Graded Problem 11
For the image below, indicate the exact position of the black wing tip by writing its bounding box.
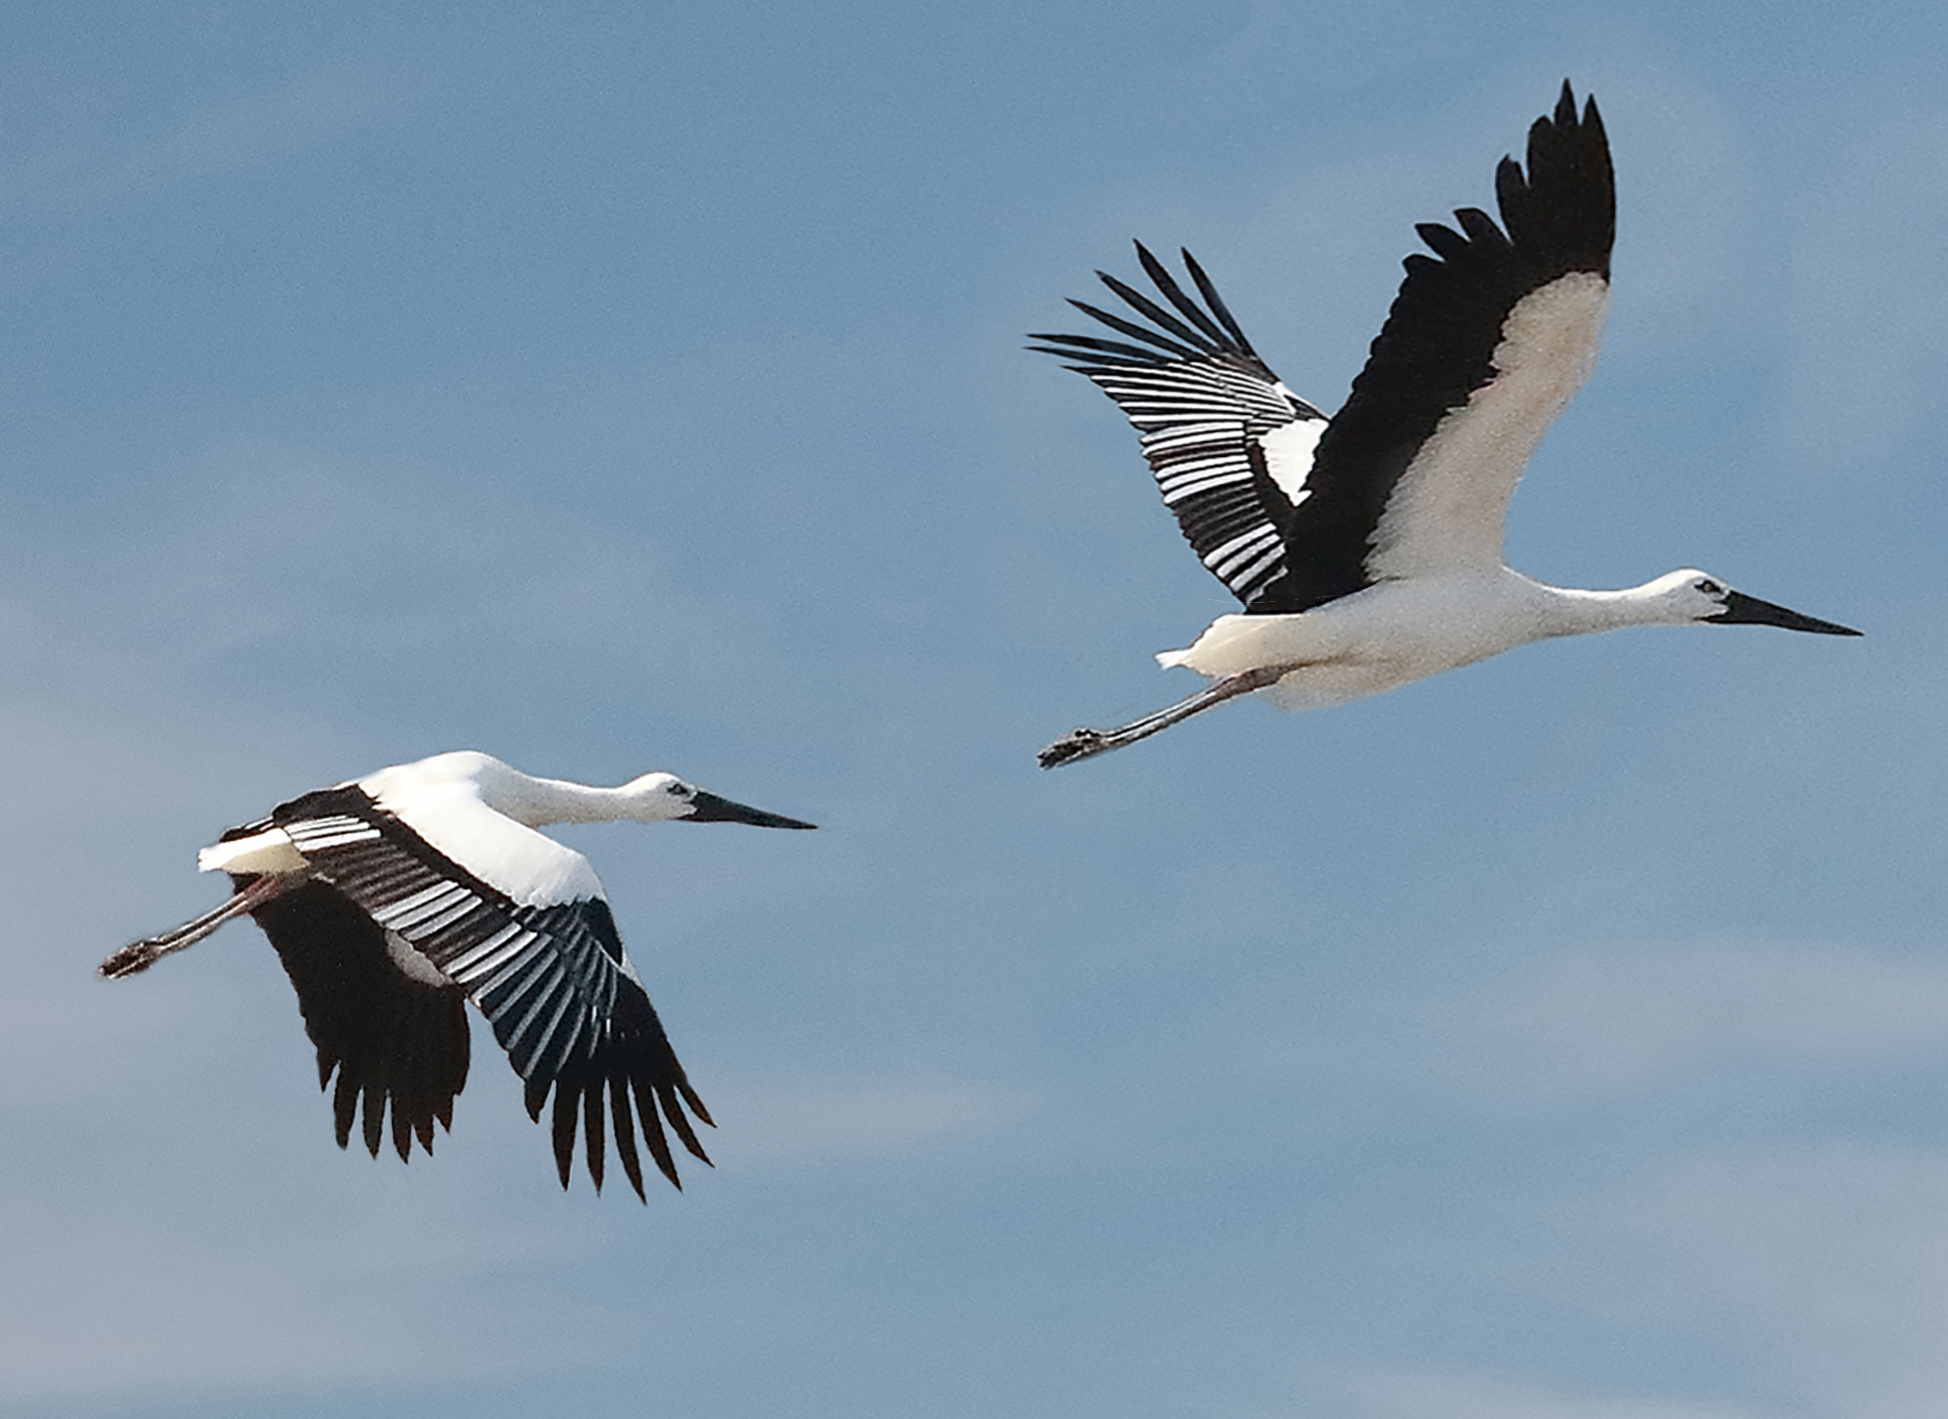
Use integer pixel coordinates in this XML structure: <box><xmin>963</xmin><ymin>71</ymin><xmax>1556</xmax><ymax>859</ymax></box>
<box><xmin>527</xmin><ymin>1066</ymin><xmax>711</xmax><ymax>1198</ymax></box>
<box><xmin>1553</xmin><ymin>78</ymin><xmax>1603</xmax><ymax>131</ymax></box>
<box><xmin>1582</xmin><ymin>93</ymin><xmax>1607</xmax><ymax>141</ymax></box>
<box><xmin>1030</xmin><ymin>245</ymin><xmax>1266</xmax><ymax>371</ymax></box>
<box><xmin>314</xmin><ymin>1056</ymin><xmax>449</xmax><ymax>1165</ymax></box>
<box><xmin>681</xmin><ymin>1081</ymin><xmax>717</xmax><ymax>1130</ymax></box>
<box><xmin>1023</xmin><ymin>344</ymin><xmax>1107</xmax><ymax>373</ymax></box>
<box><xmin>1535</xmin><ymin>82</ymin><xmax>1606</xmax><ymax>167</ymax></box>
<box><xmin>551</xmin><ymin>1085</ymin><xmax>578</xmax><ymax>1190</ymax></box>
<box><xmin>1026</xmin><ymin>331</ymin><xmax>1185</xmax><ymax>369</ymax></box>
<box><xmin>1469</xmin><ymin>79</ymin><xmax>1616</xmax><ymax>280</ymax></box>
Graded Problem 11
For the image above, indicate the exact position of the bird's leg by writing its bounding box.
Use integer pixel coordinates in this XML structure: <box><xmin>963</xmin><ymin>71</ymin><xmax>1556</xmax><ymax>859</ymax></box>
<box><xmin>1038</xmin><ymin>665</ymin><xmax>1287</xmax><ymax>768</ymax></box>
<box><xmin>98</xmin><ymin>874</ymin><xmax>288</xmax><ymax>979</ymax></box>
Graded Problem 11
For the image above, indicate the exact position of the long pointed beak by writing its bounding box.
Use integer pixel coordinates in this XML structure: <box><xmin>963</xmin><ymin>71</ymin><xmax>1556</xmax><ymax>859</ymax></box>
<box><xmin>1713</xmin><ymin>590</ymin><xmax>1861</xmax><ymax>636</ymax></box>
<box><xmin>684</xmin><ymin>791</ymin><xmax>817</xmax><ymax>829</ymax></box>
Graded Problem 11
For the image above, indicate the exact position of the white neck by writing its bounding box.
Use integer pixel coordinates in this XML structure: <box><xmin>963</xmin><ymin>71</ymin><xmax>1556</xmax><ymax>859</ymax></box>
<box><xmin>495</xmin><ymin>777</ymin><xmax>630</xmax><ymax>827</ymax></box>
<box><xmin>1527</xmin><ymin>571</ymin><xmax>1706</xmax><ymax>638</ymax></box>
<box><xmin>485</xmin><ymin>771</ymin><xmax>675</xmax><ymax>828</ymax></box>
<box><xmin>375</xmin><ymin>753</ymin><xmax>680</xmax><ymax>829</ymax></box>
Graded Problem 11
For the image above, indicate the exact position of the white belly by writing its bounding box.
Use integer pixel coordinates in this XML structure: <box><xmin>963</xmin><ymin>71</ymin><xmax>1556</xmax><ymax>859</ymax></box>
<box><xmin>1156</xmin><ymin>574</ymin><xmax>1550</xmax><ymax>710</ymax></box>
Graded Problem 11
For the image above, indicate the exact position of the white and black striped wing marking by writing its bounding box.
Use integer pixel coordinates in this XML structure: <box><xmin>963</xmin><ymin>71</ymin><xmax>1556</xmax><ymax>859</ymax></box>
<box><xmin>1300</xmin><ymin>82</ymin><xmax>1615</xmax><ymax>591</ymax></box>
<box><xmin>1030</xmin><ymin>243</ymin><xmax>1328</xmax><ymax>612</ymax></box>
<box><xmin>240</xmin><ymin>787</ymin><xmax>710</xmax><ymax>1198</ymax></box>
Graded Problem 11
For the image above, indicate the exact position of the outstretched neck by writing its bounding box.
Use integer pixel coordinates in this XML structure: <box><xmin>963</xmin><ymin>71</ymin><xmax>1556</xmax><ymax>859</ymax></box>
<box><xmin>507</xmin><ymin>778</ymin><xmax>638</xmax><ymax>826</ymax></box>
<box><xmin>474</xmin><ymin>765</ymin><xmax>652</xmax><ymax>828</ymax></box>
<box><xmin>1530</xmin><ymin>577</ymin><xmax>1697</xmax><ymax>638</ymax></box>
<box><xmin>363</xmin><ymin>753</ymin><xmax>680</xmax><ymax>830</ymax></box>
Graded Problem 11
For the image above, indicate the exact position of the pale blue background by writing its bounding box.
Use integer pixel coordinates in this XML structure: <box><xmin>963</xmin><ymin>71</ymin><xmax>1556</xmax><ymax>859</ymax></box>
<box><xmin>4</xmin><ymin>3</ymin><xmax>1944</xmax><ymax>1416</ymax></box>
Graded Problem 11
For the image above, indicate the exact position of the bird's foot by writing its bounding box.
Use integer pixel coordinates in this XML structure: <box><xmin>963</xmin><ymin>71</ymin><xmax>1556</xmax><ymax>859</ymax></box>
<box><xmin>1038</xmin><ymin>729</ymin><xmax>1110</xmax><ymax>769</ymax></box>
<box><xmin>98</xmin><ymin>939</ymin><xmax>164</xmax><ymax>979</ymax></box>
<box><xmin>98</xmin><ymin>875</ymin><xmax>289</xmax><ymax>980</ymax></box>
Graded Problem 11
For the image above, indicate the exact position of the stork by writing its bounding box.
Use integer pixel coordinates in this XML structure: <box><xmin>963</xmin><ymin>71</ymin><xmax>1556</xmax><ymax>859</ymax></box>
<box><xmin>1032</xmin><ymin>83</ymin><xmax>1857</xmax><ymax>769</ymax></box>
<box><xmin>100</xmin><ymin>750</ymin><xmax>814</xmax><ymax>1199</ymax></box>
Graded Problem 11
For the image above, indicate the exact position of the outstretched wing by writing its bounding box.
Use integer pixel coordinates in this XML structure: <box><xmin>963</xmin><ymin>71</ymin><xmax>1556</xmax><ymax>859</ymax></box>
<box><xmin>1035</xmin><ymin>83</ymin><xmax>1615</xmax><ymax>614</ymax></box>
<box><xmin>1299</xmin><ymin>81</ymin><xmax>1615</xmax><ymax>590</ymax></box>
<box><xmin>246</xmin><ymin>878</ymin><xmax>472</xmax><ymax>1163</ymax></box>
<box><xmin>1031</xmin><ymin>243</ymin><xmax>1328</xmax><ymax>612</ymax></box>
<box><xmin>260</xmin><ymin>786</ymin><xmax>711</xmax><ymax>1198</ymax></box>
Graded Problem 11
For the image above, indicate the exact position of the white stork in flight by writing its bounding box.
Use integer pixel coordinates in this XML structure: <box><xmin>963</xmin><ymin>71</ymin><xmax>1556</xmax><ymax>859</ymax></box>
<box><xmin>1033</xmin><ymin>83</ymin><xmax>1858</xmax><ymax>769</ymax></box>
<box><xmin>101</xmin><ymin>751</ymin><xmax>814</xmax><ymax>1199</ymax></box>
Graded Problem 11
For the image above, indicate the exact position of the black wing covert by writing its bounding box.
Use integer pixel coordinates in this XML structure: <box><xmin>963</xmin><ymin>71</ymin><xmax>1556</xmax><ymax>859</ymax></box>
<box><xmin>1031</xmin><ymin>243</ymin><xmax>1327</xmax><ymax>612</ymax></box>
<box><xmin>244</xmin><ymin>786</ymin><xmax>712</xmax><ymax>1198</ymax></box>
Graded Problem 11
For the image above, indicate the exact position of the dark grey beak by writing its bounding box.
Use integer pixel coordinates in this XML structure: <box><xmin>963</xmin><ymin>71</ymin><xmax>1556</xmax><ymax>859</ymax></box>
<box><xmin>1712</xmin><ymin>590</ymin><xmax>1861</xmax><ymax>636</ymax></box>
<box><xmin>685</xmin><ymin>791</ymin><xmax>817</xmax><ymax>829</ymax></box>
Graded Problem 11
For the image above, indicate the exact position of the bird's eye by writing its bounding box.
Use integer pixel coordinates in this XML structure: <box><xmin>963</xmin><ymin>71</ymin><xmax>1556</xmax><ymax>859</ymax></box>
<box><xmin>1695</xmin><ymin>579</ymin><xmax>1724</xmax><ymax>596</ymax></box>
<box><xmin>670</xmin><ymin>783</ymin><xmax>694</xmax><ymax>798</ymax></box>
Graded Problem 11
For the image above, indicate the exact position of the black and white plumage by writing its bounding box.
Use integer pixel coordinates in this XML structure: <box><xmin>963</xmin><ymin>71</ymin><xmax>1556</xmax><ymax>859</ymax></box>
<box><xmin>101</xmin><ymin>751</ymin><xmax>814</xmax><ymax>1199</ymax></box>
<box><xmin>1032</xmin><ymin>84</ymin><xmax>1858</xmax><ymax>768</ymax></box>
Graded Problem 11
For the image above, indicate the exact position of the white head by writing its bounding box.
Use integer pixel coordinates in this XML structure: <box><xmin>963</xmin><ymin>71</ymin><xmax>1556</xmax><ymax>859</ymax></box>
<box><xmin>1643</xmin><ymin>569</ymin><xmax>1860</xmax><ymax>635</ymax></box>
<box><xmin>619</xmin><ymin>772</ymin><xmax>818</xmax><ymax>829</ymax></box>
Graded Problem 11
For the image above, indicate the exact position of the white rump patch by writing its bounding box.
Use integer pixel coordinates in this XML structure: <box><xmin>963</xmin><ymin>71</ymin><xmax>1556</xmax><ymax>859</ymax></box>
<box><xmin>197</xmin><ymin>828</ymin><xmax>306</xmax><ymax>876</ymax></box>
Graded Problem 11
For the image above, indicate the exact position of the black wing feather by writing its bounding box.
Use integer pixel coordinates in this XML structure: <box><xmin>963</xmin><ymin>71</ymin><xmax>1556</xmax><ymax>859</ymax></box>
<box><xmin>1095</xmin><ymin>272</ymin><xmax>1219</xmax><ymax>351</ymax></box>
<box><xmin>245</xmin><ymin>878</ymin><xmax>470</xmax><ymax>1163</ymax></box>
<box><xmin>257</xmin><ymin>785</ymin><xmax>710</xmax><ymax>1197</ymax></box>
<box><xmin>1134</xmin><ymin>244</ymin><xmax>1233</xmax><ymax>349</ymax></box>
<box><xmin>1181</xmin><ymin>248</ymin><xmax>1261</xmax><ymax>356</ymax></box>
<box><xmin>1286</xmin><ymin>82</ymin><xmax>1615</xmax><ymax>606</ymax></box>
<box><xmin>1031</xmin><ymin>242</ymin><xmax>1325</xmax><ymax>611</ymax></box>
<box><xmin>1033</xmin><ymin>84</ymin><xmax>1614</xmax><ymax>615</ymax></box>
<box><xmin>1064</xmin><ymin>297</ymin><xmax>1203</xmax><ymax>359</ymax></box>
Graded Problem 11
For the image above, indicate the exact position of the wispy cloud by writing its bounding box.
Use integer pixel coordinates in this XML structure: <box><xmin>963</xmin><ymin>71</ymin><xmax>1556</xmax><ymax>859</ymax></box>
<box><xmin>0</xmin><ymin>64</ymin><xmax>402</xmax><ymax>216</ymax></box>
<box><xmin>1550</xmin><ymin>1143</ymin><xmax>1948</xmax><ymax>1417</ymax></box>
<box><xmin>0</xmin><ymin>1127</ymin><xmax>622</xmax><ymax>1403</ymax></box>
<box><xmin>0</xmin><ymin>435</ymin><xmax>786</xmax><ymax>706</ymax></box>
<box><xmin>1419</xmin><ymin>942</ymin><xmax>1948</xmax><ymax>1106</ymax></box>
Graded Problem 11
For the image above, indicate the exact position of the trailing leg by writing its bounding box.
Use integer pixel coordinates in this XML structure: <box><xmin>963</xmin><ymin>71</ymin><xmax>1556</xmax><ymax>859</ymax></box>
<box><xmin>1038</xmin><ymin>666</ymin><xmax>1285</xmax><ymax>768</ymax></box>
<box><xmin>99</xmin><ymin>874</ymin><xmax>289</xmax><ymax>979</ymax></box>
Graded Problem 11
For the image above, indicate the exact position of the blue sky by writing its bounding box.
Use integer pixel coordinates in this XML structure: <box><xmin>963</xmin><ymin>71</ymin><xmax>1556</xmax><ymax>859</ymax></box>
<box><xmin>4</xmin><ymin>3</ymin><xmax>1946</xmax><ymax>1416</ymax></box>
